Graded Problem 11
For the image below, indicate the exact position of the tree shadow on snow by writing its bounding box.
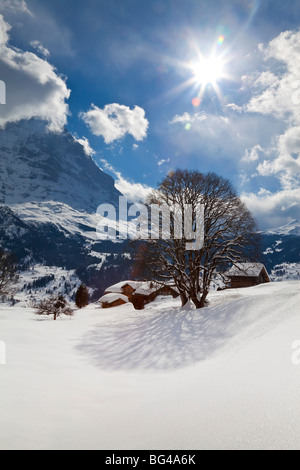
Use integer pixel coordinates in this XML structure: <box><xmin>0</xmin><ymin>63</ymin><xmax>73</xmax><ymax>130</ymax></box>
<box><xmin>76</xmin><ymin>297</ymin><xmax>260</xmax><ymax>371</ymax></box>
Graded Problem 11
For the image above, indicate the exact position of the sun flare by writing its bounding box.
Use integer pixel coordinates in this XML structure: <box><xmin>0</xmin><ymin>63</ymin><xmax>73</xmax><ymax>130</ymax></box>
<box><xmin>190</xmin><ymin>55</ymin><xmax>224</xmax><ymax>85</ymax></box>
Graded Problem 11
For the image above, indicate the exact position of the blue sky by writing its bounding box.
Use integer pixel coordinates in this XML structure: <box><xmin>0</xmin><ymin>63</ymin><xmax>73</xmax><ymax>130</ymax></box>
<box><xmin>0</xmin><ymin>0</ymin><xmax>299</xmax><ymax>228</ymax></box>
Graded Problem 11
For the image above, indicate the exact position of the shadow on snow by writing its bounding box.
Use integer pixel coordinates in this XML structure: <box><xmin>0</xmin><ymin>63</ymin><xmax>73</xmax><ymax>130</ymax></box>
<box><xmin>76</xmin><ymin>296</ymin><xmax>262</xmax><ymax>371</ymax></box>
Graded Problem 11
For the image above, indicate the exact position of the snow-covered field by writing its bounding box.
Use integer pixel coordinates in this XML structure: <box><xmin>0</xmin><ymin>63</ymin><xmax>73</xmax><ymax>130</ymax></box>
<box><xmin>0</xmin><ymin>281</ymin><xmax>300</xmax><ymax>450</ymax></box>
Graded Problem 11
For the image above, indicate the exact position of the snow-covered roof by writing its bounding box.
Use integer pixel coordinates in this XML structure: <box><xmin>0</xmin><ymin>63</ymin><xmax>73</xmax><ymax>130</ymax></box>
<box><xmin>226</xmin><ymin>263</ymin><xmax>267</xmax><ymax>277</ymax></box>
<box><xmin>105</xmin><ymin>280</ymin><xmax>142</xmax><ymax>294</ymax></box>
<box><xmin>134</xmin><ymin>282</ymin><xmax>160</xmax><ymax>296</ymax></box>
<box><xmin>99</xmin><ymin>293</ymin><xmax>129</xmax><ymax>304</ymax></box>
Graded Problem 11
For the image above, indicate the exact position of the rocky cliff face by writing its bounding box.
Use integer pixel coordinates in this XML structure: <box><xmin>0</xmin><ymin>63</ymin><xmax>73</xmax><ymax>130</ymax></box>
<box><xmin>0</xmin><ymin>119</ymin><xmax>121</xmax><ymax>212</ymax></box>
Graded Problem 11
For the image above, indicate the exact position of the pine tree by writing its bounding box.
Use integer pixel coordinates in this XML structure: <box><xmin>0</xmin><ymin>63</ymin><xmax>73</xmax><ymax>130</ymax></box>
<box><xmin>75</xmin><ymin>284</ymin><xmax>89</xmax><ymax>309</ymax></box>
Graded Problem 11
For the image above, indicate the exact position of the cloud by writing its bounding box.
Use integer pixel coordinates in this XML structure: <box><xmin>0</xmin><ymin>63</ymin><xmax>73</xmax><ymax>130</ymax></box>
<box><xmin>240</xmin><ymin>31</ymin><xmax>300</xmax><ymax>192</ymax></box>
<box><xmin>226</xmin><ymin>103</ymin><xmax>243</xmax><ymax>113</ymax></box>
<box><xmin>257</xmin><ymin>126</ymin><xmax>300</xmax><ymax>189</ymax></box>
<box><xmin>100</xmin><ymin>159</ymin><xmax>152</xmax><ymax>203</ymax></box>
<box><xmin>241</xmin><ymin>187</ymin><xmax>300</xmax><ymax>229</ymax></box>
<box><xmin>169</xmin><ymin>112</ymin><xmax>207</xmax><ymax>125</ymax></box>
<box><xmin>0</xmin><ymin>15</ymin><xmax>70</xmax><ymax>132</ymax></box>
<box><xmin>74</xmin><ymin>136</ymin><xmax>95</xmax><ymax>157</ymax></box>
<box><xmin>81</xmin><ymin>103</ymin><xmax>149</xmax><ymax>144</ymax></box>
<box><xmin>242</xmin><ymin>145</ymin><xmax>263</xmax><ymax>163</ymax></box>
<box><xmin>245</xmin><ymin>30</ymin><xmax>300</xmax><ymax>122</ymax></box>
<box><xmin>223</xmin><ymin>29</ymin><xmax>300</xmax><ymax>209</ymax></box>
<box><xmin>30</xmin><ymin>40</ymin><xmax>50</xmax><ymax>58</ymax></box>
<box><xmin>0</xmin><ymin>0</ymin><xmax>32</xmax><ymax>16</ymax></box>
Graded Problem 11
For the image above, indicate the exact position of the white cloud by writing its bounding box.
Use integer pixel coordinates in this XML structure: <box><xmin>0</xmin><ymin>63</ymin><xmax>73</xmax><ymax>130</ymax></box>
<box><xmin>0</xmin><ymin>15</ymin><xmax>70</xmax><ymax>132</ymax></box>
<box><xmin>257</xmin><ymin>126</ymin><xmax>300</xmax><ymax>189</ymax></box>
<box><xmin>30</xmin><ymin>40</ymin><xmax>50</xmax><ymax>58</ymax></box>
<box><xmin>242</xmin><ymin>145</ymin><xmax>263</xmax><ymax>163</ymax></box>
<box><xmin>157</xmin><ymin>158</ymin><xmax>170</xmax><ymax>166</ymax></box>
<box><xmin>170</xmin><ymin>112</ymin><xmax>207</xmax><ymax>125</ymax></box>
<box><xmin>0</xmin><ymin>0</ymin><xmax>32</xmax><ymax>16</ymax></box>
<box><xmin>75</xmin><ymin>136</ymin><xmax>95</xmax><ymax>157</ymax></box>
<box><xmin>100</xmin><ymin>159</ymin><xmax>152</xmax><ymax>203</ymax></box>
<box><xmin>245</xmin><ymin>30</ymin><xmax>300</xmax><ymax>122</ymax></box>
<box><xmin>226</xmin><ymin>103</ymin><xmax>243</xmax><ymax>113</ymax></box>
<box><xmin>81</xmin><ymin>103</ymin><xmax>149</xmax><ymax>144</ymax></box>
<box><xmin>241</xmin><ymin>187</ymin><xmax>300</xmax><ymax>229</ymax></box>
<box><xmin>235</xmin><ymin>30</ymin><xmax>300</xmax><ymax>195</ymax></box>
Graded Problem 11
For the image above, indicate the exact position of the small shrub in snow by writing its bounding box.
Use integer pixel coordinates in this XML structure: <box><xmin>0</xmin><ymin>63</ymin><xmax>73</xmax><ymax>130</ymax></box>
<box><xmin>33</xmin><ymin>295</ymin><xmax>74</xmax><ymax>321</ymax></box>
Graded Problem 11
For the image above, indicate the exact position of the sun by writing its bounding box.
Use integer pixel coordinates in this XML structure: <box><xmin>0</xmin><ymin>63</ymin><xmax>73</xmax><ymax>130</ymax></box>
<box><xmin>190</xmin><ymin>55</ymin><xmax>224</xmax><ymax>85</ymax></box>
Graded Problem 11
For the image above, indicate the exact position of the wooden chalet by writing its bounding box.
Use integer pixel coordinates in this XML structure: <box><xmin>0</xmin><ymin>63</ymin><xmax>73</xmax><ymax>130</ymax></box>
<box><xmin>99</xmin><ymin>293</ymin><xmax>129</xmax><ymax>309</ymax></box>
<box><xmin>102</xmin><ymin>280</ymin><xmax>179</xmax><ymax>310</ymax></box>
<box><xmin>104</xmin><ymin>280</ymin><xmax>141</xmax><ymax>297</ymax></box>
<box><xmin>226</xmin><ymin>263</ymin><xmax>270</xmax><ymax>289</ymax></box>
<box><xmin>131</xmin><ymin>283</ymin><xmax>179</xmax><ymax>310</ymax></box>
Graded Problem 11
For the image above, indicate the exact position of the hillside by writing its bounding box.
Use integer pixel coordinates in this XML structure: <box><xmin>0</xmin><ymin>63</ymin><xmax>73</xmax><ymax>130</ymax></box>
<box><xmin>261</xmin><ymin>220</ymin><xmax>300</xmax><ymax>280</ymax></box>
<box><xmin>0</xmin><ymin>120</ymin><xmax>133</xmax><ymax>299</ymax></box>
<box><xmin>0</xmin><ymin>281</ymin><xmax>299</xmax><ymax>450</ymax></box>
<box><xmin>0</xmin><ymin>119</ymin><xmax>299</xmax><ymax>301</ymax></box>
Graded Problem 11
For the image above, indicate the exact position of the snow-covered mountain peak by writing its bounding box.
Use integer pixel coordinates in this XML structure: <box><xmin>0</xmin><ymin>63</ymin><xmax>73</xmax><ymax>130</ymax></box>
<box><xmin>0</xmin><ymin>119</ymin><xmax>121</xmax><ymax>213</ymax></box>
<box><xmin>266</xmin><ymin>219</ymin><xmax>300</xmax><ymax>236</ymax></box>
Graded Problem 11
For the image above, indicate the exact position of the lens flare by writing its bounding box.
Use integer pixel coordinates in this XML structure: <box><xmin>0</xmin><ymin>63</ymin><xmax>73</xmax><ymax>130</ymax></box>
<box><xmin>217</xmin><ymin>35</ymin><xmax>225</xmax><ymax>45</ymax></box>
<box><xmin>192</xmin><ymin>97</ymin><xmax>201</xmax><ymax>107</ymax></box>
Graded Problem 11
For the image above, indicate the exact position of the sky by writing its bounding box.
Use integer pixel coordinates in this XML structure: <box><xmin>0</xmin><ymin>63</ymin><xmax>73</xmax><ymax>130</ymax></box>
<box><xmin>0</xmin><ymin>0</ymin><xmax>299</xmax><ymax>229</ymax></box>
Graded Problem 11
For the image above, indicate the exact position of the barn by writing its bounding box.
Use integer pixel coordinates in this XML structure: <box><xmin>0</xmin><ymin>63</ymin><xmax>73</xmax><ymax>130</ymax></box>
<box><xmin>131</xmin><ymin>283</ymin><xmax>179</xmax><ymax>310</ymax></box>
<box><xmin>98</xmin><ymin>293</ymin><xmax>129</xmax><ymax>309</ymax></box>
<box><xmin>226</xmin><ymin>263</ymin><xmax>270</xmax><ymax>288</ymax></box>
<box><xmin>104</xmin><ymin>280</ymin><xmax>141</xmax><ymax>297</ymax></box>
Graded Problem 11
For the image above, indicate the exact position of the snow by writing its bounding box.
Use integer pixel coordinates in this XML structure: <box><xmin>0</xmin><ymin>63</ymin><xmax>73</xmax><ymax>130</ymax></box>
<box><xmin>0</xmin><ymin>281</ymin><xmax>300</xmax><ymax>450</ymax></box>
<box><xmin>105</xmin><ymin>280</ymin><xmax>141</xmax><ymax>294</ymax></box>
<box><xmin>98</xmin><ymin>293</ymin><xmax>129</xmax><ymax>304</ymax></box>
<box><xmin>134</xmin><ymin>282</ymin><xmax>159</xmax><ymax>296</ymax></box>
<box><xmin>270</xmin><ymin>263</ymin><xmax>300</xmax><ymax>282</ymax></box>
<box><xmin>16</xmin><ymin>265</ymin><xmax>82</xmax><ymax>305</ymax></box>
<box><xmin>226</xmin><ymin>262</ymin><xmax>267</xmax><ymax>277</ymax></box>
<box><xmin>266</xmin><ymin>219</ymin><xmax>300</xmax><ymax>237</ymax></box>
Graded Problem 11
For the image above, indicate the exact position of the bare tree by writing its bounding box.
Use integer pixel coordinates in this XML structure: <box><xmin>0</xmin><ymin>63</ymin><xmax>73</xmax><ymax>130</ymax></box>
<box><xmin>34</xmin><ymin>295</ymin><xmax>74</xmax><ymax>321</ymax></box>
<box><xmin>136</xmin><ymin>170</ymin><xmax>260</xmax><ymax>309</ymax></box>
<box><xmin>0</xmin><ymin>248</ymin><xmax>18</xmax><ymax>300</ymax></box>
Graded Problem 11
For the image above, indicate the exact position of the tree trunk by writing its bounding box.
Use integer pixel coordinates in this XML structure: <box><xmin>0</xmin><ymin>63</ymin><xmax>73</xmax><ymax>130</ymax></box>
<box><xmin>191</xmin><ymin>297</ymin><xmax>202</xmax><ymax>309</ymax></box>
<box><xmin>54</xmin><ymin>313</ymin><xmax>57</xmax><ymax>321</ymax></box>
<box><xmin>180</xmin><ymin>291</ymin><xmax>188</xmax><ymax>307</ymax></box>
<box><xmin>199</xmin><ymin>290</ymin><xmax>208</xmax><ymax>308</ymax></box>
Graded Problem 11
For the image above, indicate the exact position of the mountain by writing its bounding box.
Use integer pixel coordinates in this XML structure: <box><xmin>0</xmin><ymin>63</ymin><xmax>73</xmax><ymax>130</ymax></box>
<box><xmin>265</xmin><ymin>220</ymin><xmax>300</xmax><ymax>237</ymax></box>
<box><xmin>0</xmin><ymin>119</ymin><xmax>121</xmax><ymax>212</ymax></box>
<box><xmin>261</xmin><ymin>221</ymin><xmax>300</xmax><ymax>281</ymax></box>
<box><xmin>0</xmin><ymin>118</ymin><xmax>299</xmax><ymax>300</ymax></box>
<box><xmin>0</xmin><ymin>119</ymin><xmax>132</xmax><ymax>300</ymax></box>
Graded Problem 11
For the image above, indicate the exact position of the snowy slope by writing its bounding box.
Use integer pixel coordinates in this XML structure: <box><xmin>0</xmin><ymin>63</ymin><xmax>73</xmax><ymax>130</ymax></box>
<box><xmin>266</xmin><ymin>219</ymin><xmax>300</xmax><ymax>237</ymax></box>
<box><xmin>0</xmin><ymin>119</ymin><xmax>133</xmax><ymax>298</ymax></box>
<box><xmin>0</xmin><ymin>281</ymin><xmax>299</xmax><ymax>450</ymax></box>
